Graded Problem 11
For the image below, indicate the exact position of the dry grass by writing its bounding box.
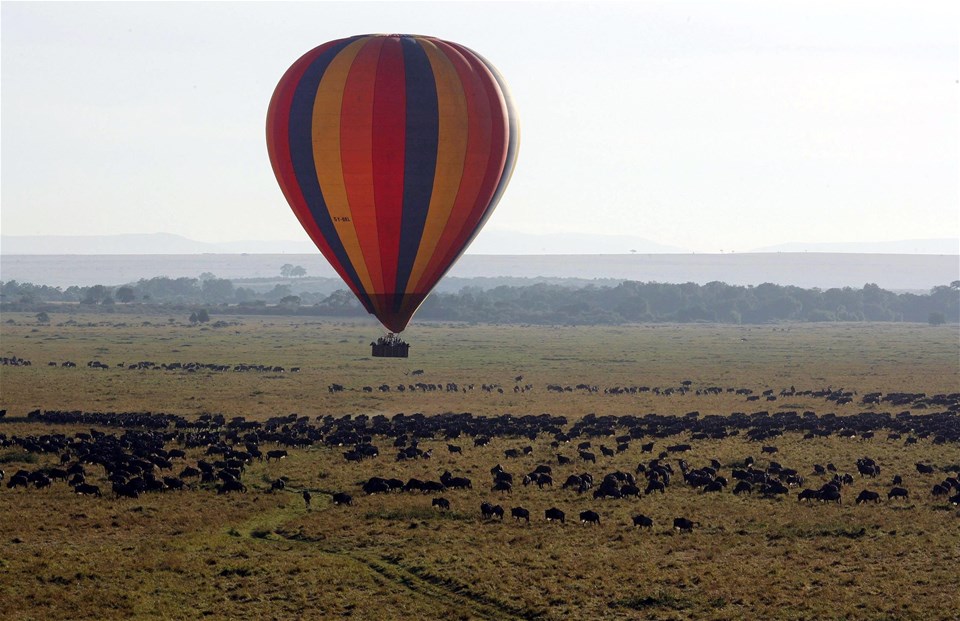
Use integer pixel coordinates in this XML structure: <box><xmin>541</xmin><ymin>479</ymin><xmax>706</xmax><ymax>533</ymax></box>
<box><xmin>1</xmin><ymin>312</ymin><xmax>958</xmax><ymax>620</ymax></box>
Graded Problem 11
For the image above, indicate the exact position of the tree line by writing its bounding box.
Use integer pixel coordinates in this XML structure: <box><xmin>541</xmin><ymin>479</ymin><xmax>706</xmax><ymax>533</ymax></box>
<box><xmin>1</xmin><ymin>277</ymin><xmax>957</xmax><ymax>325</ymax></box>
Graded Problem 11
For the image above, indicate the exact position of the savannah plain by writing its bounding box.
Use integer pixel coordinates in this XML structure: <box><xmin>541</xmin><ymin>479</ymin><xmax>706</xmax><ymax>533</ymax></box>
<box><xmin>1</xmin><ymin>312</ymin><xmax>958</xmax><ymax>620</ymax></box>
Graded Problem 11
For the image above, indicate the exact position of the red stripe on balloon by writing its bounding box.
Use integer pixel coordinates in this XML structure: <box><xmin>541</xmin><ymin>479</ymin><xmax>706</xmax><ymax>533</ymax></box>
<box><xmin>341</xmin><ymin>37</ymin><xmax>386</xmax><ymax>297</ymax></box>
<box><xmin>371</xmin><ymin>37</ymin><xmax>406</xmax><ymax>313</ymax></box>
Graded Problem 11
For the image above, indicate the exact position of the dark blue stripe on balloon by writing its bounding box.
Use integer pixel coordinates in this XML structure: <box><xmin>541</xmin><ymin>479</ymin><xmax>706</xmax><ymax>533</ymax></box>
<box><xmin>393</xmin><ymin>37</ymin><xmax>439</xmax><ymax>310</ymax></box>
<box><xmin>288</xmin><ymin>36</ymin><xmax>376</xmax><ymax>313</ymax></box>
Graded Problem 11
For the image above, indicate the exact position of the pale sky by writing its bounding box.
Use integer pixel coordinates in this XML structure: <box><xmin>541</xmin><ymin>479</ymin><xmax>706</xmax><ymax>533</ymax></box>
<box><xmin>2</xmin><ymin>1</ymin><xmax>957</xmax><ymax>253</ymax></box>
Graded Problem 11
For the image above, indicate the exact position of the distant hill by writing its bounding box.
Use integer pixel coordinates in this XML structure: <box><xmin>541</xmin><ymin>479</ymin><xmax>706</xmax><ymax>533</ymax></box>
<box><xmin>750</xmin><ymin>238</ymin><xmax>958</xmax><ymax>254</ymax></box>
<box><xmin>3</xmin><ymin>232</ymin><xmax>956</xmax><ymax>256</ymax></box>
<box><xmin>0</xmin><ymin>233</ymin><xmax>318</xmax><ymax>255</ymax></box>
<box><xmin>0</xmin><ymin>231</ymin><xmax>687</xmax><ymax>255</ymax></box>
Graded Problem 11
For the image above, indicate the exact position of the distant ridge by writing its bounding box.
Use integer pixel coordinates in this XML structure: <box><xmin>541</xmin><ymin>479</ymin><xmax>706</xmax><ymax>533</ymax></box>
<box><xmin>0</xmin><ymin>231</ymin><xmax>687</xmax><ymax>255</ymax></box>
<box><xmin>749</xmin><ymin>238</ymin><xmax>958</xmax><ymax>255</ymax></box>
<box><xmin>0</xmin><ymin>233</ymin><xmax>318</xmax><ymax>255</ymax></box>
<box><xmin>3</xmin><ymin>232</ymin><xmax>956</xmax><ymax>255</ymax></box>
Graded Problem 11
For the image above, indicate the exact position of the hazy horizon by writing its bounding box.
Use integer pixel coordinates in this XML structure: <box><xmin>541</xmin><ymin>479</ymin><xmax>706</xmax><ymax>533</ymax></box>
<box><xmin>1</xmin><ymin>231</ymin><xmax>957</xmax><ymax>257</ymax></box>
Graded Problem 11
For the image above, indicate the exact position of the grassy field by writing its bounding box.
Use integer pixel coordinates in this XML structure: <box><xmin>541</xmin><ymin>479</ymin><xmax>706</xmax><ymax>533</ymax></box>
<box><xmin>1</xmin><ymin>312</ymin><xmax>959</xmax><ymax>620</ymax></box>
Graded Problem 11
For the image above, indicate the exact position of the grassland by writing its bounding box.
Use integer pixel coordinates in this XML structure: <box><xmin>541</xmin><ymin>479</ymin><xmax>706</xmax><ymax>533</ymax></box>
<box><xmin>1</xmin><ymin>312</ymin><xmax>959</xmax><ymax>620</ymax></box>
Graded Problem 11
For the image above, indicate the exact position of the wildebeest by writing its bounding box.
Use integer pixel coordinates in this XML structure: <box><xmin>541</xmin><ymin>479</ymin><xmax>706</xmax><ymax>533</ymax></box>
<box><xmin>545</xmin><ymin>507</ymin><xmax>565</xmax><ymax>524</ymax></box>
<box><xmin>217</xmin><ymin>480</ymin><xmax>247</xmax><ymax>494</ymax></box>
<box><xmin>915</xmin><ymin>463</ymin><xmax>935</xmax><ymax>475</ymax></box>
<box><xmin>645</xmin><ymin>480</ymin><xmax>666</xmax><ymax>495</ymax></box>
<box><xmin>579</xmin><ymin>451</ymin><xmax>596</xmax><ymax>464</ymax></box>
<box><xmin>579</xmin><ymin>510</ymin><xmax>600</xmax><ymax>525</ymax></box>
<box><xmin>266</xmin><ymin>450</ymin><xmax>288</xmax><ymax>462</ymax></box>
<box><xmin>7</xmin><ymin>473</ymin><xmax>29</xmax><ymax>489</ymax></box>
<box><xmin>673</xmin><ymin>517</ymin><xmax>698</xmax><ymax>533</ymax></box>
<box><xmin>798</xmin><ymin>489</ymin><xmax>820</xmax><ymax>502</ymax></box>
<box><xmin>440</xmin><ymin>471</ymin><xmax>472</xmax><ymax>490</ymax></box>
<box><xmin>733</xmin><ymin>481</ymin><xmax>753</xmax><ymax>495</ymax></box>
<box><xmin>112</xmin><ymin>481</ymin><xmax>140</xmax><ymax>498</ymax></box>
<box><xmin>511</xmin><ymin>507</ymin><xmax>530</xmax><ymax>523</ymax></box>
<box><xmin>432</xmin><ymin>497</ymin><xmax>450</xmax><ymax>511</ymax></box>
<box><xmin>817</xmin><ymin>485</ymin><xmax>841</xmax><ymax>504</ymax></box>
<box><xmin>480</xmin><ymin>502</ymin><xmax>504</xmax><ymax>520</ymax></box>
<box><xmin>856</xmin><ymin>490</ymin><xmax>881</xmax><ymax>504</ymax></box>
<box><xmin>332</xmin><ymin>492</ymin><xmax>352</xmax><ymax>506</ymax></box>
<box><xmin>632</xmin><ymin>514</ymin><xmax>653</xmax><ymax>529</ymax></box>
<box><xmin>363</xmin><ymin>477</ymin><xmax>392</xmax><ymax>495</ymax></box>
<box><xmin>270</xmin><ymin>478</ymin><xmax>286</xmax><ymax>492</ymax></box>
<box><xmin>888</xmin><ymin>486</ymin><xmax>909</xmax><ymax>501</ymax></box>
<box><xmin>73</xmin><ymin>483</ymin><xmax>102</xmax><ymax>497</ymax></box>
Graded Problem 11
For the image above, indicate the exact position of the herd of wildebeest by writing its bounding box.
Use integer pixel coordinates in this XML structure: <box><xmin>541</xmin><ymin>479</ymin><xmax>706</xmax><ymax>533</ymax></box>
<box><xmin>2</xmin><ymin>367</ymin><xmax>959</xmax><ymax>533</ymax></box>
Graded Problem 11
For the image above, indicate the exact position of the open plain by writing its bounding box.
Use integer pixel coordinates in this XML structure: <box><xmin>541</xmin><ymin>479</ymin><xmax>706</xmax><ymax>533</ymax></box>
<box><xmin>1</xmin><ymin>313</ymin><xmax>959</xmax><ymax>620</ymax></box>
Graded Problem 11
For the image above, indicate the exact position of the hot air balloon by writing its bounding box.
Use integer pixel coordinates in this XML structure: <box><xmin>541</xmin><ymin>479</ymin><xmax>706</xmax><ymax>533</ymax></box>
<box><xmin>266</xmin><ymin>34</ymin><xmax>519</xmax><ymax>355</ymax></box>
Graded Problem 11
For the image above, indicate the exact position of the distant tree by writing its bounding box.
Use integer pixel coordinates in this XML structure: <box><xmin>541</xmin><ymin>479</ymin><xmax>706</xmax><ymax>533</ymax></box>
<box><xmin>265</xmin><ymin>284</ymin><xmax>293</xmax><ymax>302</ymax></box>
<box><xmin>280</xmin><ymin>264</ymin><xmax>294</xmax><ymax>278</ymax></box>
<box><xmin>290</xmin><ymin>265</ymin><xmax>307</xmax><ymax>278</ymax></box>
<box><xmin>928</xmin><ymin>312</ymin><xmax>946</xmax><ymax>326</ymax></box>
<box><xmin>116</xmin><ymin>286</ymin><xmax>135</xmax><ymax>303</ymax></box>
<box><xmin>189</xmin><ymin>311</ymin><xmax>198</xmax><ymax>324</ymax></box>
<box><xmin>196</xmin><ymin>309</ymin><xmax>210</xmax><ymax>323</ymax></box>
<box><xmin>201</xmin><ymin>278</ymin><xmax>235</xmax><ymax>304</ymax></box>
<box><xmin>279</xmin><ymin>295</ymin><xmax>301</xmax><ymax>308</ymax></box>
<box><xmin>82</xmin><ymin>284</ymin><xmax>112</xmax><ymax>305</ymax></box>
<box><xmin>199</xmin><ymin>272</ymin><xmax>216</xmax><ymax>281</ymax></box>
<box><xmin>35</xmin><ymin>311</ymin><xmax>50</xmax><ymax>323</ymax></box>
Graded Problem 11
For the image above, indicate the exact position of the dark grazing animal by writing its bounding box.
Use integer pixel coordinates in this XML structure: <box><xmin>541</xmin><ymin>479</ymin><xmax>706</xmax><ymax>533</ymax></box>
<box><xmin>432</xmin><ymin>497</ymin><xmax>450</xmax><ymax>511</ymax></box>
<box><xmin>818</xmin><ymin>485</ymin><xmax>841</xmax><ymax>504</ymax></box>
<box><xmin>888</xmin><ymin>486</ymin><xmax>909</xmax><ymax>501</ymax></box>
<box><xmin>511</xmin><ymin>507</ymin><xmax>530</xmax><ymax>523</ymax></box>
<box><xmin>673</xmin><ymin>517</ymin><xmax>698</xmax><ymax>533</ymax></box>
<box><xmin>798</xmin><ymin>489</ymin><xmax>820</xmax><ymax>502</ymax></box>
<box><xmin>73</xmin><ymin>483</ymin><xmax>102</xmax><ymax>497</ymax></box>
<box><xmin>266</xmin><ymin>450</ymin><xmax>288</xmax><ymax>462</ymax></box>
<box><xmin>545</xmin><ymin>507</ymin><xmax>566</xmax><ymax>524</ymax></box>
<box><xmin>480</xmin><ymin>502</ymin><xmax>504</xmax><ymax>520</ymax></box>
<box><xmin>632</xmin><ymin>514</ymin><xmax>653</xmax><ymax>529</ymax></box>
<box><xmin>332</xmin><ymin>492</ymin><xmax>353</xmax><ymax>506</ymax></box>
<box><xmin>579</xmin><ymin>510</ymin><xmax>600</xmax><ymax>525</ymax></box>
<box><xmin>645</xmin><ymin>480</ymin><xmax>666</xmax><ymax>495</ymax></box>
<box><xmin>217</xmin><ymin>480</ymin><xmax>247</xmax><ymax>494</ymax></box>
<box><xmin>856</xmin><ymin>490</ymin><xmax>880</xmax><ymax>504</ymax></box>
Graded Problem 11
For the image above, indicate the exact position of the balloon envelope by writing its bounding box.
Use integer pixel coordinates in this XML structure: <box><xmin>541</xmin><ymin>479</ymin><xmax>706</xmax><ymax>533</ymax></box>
<box><xmin>266</xmin><ymin>34</ymin><xmax>519</xmax><ymax>333</ymax></box>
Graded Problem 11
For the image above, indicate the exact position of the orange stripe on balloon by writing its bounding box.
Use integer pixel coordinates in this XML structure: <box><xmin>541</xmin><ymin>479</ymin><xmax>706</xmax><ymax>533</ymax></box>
<box><xmin>311</xmin><ymin>37</ymin><xmax>382</xmax><ymax>316</ymax></box>
<box><xmin>341</xmin><ymin>37</ymin><xmax>387</xmax><ymax>297</ymax></box>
